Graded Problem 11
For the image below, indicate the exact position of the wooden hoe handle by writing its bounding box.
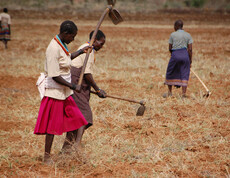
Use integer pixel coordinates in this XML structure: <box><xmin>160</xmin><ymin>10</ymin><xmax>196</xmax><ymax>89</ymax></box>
<box><xmin>90</xmin><ymin>91</ymin><xmax>145</xmax><ymax>105</ymax></box>
<box><xmin>76</xmin><ymin>6</ymin><xmax>112</xmax><ymax>92</ymax></box>
<box><xmin>191</xmin><ymin>69</ymin><xmax>210</xmax><ymax>93</ymax></box>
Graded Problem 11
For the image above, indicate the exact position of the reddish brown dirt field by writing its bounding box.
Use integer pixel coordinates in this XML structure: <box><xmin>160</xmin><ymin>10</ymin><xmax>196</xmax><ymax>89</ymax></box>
<box><xmin>0</xmin><ymin>10</ymin><xmax>229</xmax><ymax>177</ymax></box>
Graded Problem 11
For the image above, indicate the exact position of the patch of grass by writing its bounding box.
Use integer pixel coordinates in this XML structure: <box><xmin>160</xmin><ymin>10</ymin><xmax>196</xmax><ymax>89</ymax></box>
<box><xmin>0</xmin><ymin>11</ymin><xmax>230</xmax><ymax>177</ymax></box>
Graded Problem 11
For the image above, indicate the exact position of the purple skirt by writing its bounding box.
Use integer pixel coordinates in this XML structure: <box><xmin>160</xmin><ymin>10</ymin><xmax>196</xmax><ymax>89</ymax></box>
<box><xmin>165</xmin><ymin>48</ymin><xmax>190</xmax><ymax>87</ymax></box>
<box><xmin>71</xmin><ymin>66</ymin><xmax>93</xmax><ymax>129</ymax></box>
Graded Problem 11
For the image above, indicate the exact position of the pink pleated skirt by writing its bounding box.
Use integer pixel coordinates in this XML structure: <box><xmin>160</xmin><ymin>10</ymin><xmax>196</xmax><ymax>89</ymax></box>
<box><xmin>34</xmin><ymin>96</ymin><xmax>88</xmax><ymax>135</ymax></box>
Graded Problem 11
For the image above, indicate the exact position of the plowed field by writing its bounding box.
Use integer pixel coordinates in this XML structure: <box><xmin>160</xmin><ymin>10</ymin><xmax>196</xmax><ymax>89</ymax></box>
<box><xmin>0</xmin><ymin>11</ymin><xmax>229</xmax><ymax>177</ymax></box>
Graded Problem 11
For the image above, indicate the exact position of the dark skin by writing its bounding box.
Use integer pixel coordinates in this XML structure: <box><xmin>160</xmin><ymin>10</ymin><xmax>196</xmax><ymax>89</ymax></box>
<box><xmin>72</xmin><ymin>36</ymin><xmax>106</xmax><ymax>149</ymax></box>
<box><xmin>167</xmin><ymin>22</ymin><xmax>192</xmax><ymax>97</ymax></box>
<box><xmin>85</xmin><ymin>37</ymin><xmax>106</xmax><ymax>97</ymax></box>
<box><xmin>44</xmin><ymin>30</ymin><xmax>91</xmax><ymax>164</ymax></box>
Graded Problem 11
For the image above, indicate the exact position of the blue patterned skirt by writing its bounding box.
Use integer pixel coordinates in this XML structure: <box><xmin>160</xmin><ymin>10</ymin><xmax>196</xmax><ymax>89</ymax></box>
<box><xmin>0</xmin><ymin>23</ymin><xmax>10</xmax><ymax>40</ymax></box>
<box><xmin>165</xmin><ymin>48</ymin><xmax>190</xmax><ymax>87</ymax></box>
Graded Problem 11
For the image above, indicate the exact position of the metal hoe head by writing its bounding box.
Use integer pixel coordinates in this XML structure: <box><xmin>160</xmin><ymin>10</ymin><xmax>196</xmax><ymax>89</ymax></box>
<box><xmin>203</xmin><ymin>91</ymin><xmax>211</xmax><ymax>98</ymax></box>
<box><xmin>136</xmin><ymin>105</ymin><xmax>146</xmax><ymax>116</ymax></box>
<box><xmin>107</xmin><ymin>0</ymin><xmax>123</xmax><ymax>25</ymax></box>
<box><xmin>109</xmin><ymin>8</ymin><xmax>123</xmax><ymax>25</ymax></box>
<box><xmin>136</xmin><ymin>100</ymin><xmax>146</xmax><ymax>116</ymax></box>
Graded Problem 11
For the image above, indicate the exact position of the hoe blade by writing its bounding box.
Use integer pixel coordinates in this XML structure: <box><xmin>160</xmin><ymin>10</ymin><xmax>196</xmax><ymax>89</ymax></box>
<box><xmin>136</xmin><ymin>105</ymin><xmax>146</xmax><ymax>116</ymax></box>
<box><xmin>109</xmin><ymin>9</ymin><xmax>123</xmax><ymax>25</ymax></box>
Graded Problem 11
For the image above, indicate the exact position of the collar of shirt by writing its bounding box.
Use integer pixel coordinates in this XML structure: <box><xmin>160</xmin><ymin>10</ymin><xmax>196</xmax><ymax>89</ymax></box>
<box><xmin>54</xmin><ymin>35</ymin><xmax>70</xmax><ymax>56</ymax></box>
<box><xmin>56</xmin><ymin>35</ymin><xmax>69</xmax><ymax>52</ymax></box>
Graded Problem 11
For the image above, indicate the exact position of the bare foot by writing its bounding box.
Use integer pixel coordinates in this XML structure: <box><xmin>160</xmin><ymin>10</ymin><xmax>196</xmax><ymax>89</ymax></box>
<box><xmin>43</xmin><ymin>154</ymin><xmax>53</xmax><ymax>165</ymax></box>
<box><xmin>72</xmin><ymin>143</ymin><xmax>87</xmax><ymax>164</ymax></box>
<box><xmin>60</xmin><ymin>145</ymin><xmax>72</xmax><ymax>155</ymax></box>
<box><xmin>73</xmin><ymin>143</ymin><xmax>82</xmax><ymax>152</ymax></box>
<box><xmin>182</xmin><ymin>94</ymin><xmax>188</xmax><ymax>99</ymax></box>
<box><xmin>162</xmin><ymin>92</ymin><xmax>172</xmax><ymax>98</ymax></box>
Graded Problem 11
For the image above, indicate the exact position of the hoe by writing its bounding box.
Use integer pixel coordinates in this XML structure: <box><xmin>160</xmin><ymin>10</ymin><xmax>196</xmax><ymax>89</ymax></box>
<box><xmin>76</xmin><ymin>0</ymin><xmax>123</xmax><ymax>92</ymax></box>
<box><xmin>91</xmin><ymin>91</ymin><xmax>146</xmax><ymax>116</ymax></box>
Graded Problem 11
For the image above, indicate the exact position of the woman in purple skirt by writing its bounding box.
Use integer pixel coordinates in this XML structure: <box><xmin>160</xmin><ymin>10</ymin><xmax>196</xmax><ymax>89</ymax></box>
<box><xmin>164</xmin><ymin>20</ymin><xmax>193</xmax><ymax>98</ymax></box>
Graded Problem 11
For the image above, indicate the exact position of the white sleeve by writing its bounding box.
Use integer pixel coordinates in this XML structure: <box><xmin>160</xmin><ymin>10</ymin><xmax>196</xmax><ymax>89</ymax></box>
<box><xmin>46</xmin><ymin>44</ymin><xmax>60</xmax><ymax>77</ymax></box>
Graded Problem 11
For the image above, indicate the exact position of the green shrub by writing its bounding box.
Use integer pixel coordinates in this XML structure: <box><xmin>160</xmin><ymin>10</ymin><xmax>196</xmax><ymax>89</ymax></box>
<box><xmin>192</xmin><ymin>0</ymin><xmax>205</xmax><ymax>7</ymax></box>
<box><xmin>185</xmin><ymin>0</ymin><xmax>206</xmax><ymax>8</ymax></box>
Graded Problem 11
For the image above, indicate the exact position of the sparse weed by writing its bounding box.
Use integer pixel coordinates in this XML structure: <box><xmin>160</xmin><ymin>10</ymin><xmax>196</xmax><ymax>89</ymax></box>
<box><xmin>0</xmin><ymin>10</ymin><xmax>229</xmax><ymax>177</ymax></box>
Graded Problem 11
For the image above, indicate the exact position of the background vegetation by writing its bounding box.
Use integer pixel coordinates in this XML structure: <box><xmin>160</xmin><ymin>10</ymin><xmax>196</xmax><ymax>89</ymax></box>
<box><xmin>1</xmin><ymin>0</ymin><xmax>230</xmax><ymax>13</ymax></box>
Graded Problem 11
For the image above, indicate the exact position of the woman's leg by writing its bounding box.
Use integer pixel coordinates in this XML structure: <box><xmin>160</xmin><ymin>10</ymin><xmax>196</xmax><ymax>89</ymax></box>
<box><xmin>163</xmin><ymin>85</ymin><xmax>173</xmax><ymax>98</ymax></box>
<box><xmin>168</xmin><ymin>85</ymin><xmax>172</xmax><ymax>96</ymax></box>
<box><xmin>61</xmin><ymin>131</ymin><xmax>76</xmax><ymax>151</ymax></box>
<box><xmin>74</xmin><ymin>125</ymin><xmax>86</xmax><ymax>149</ymax></box>
<box><xmin>44</xmin><ymin>134</ymin><xmax>54</xmax><ymax>163</ymax></box>
<box><xmin>182</xmin><ymin>86</ymin><xmax>187</xmax><ymax>97</ymax></box>
<box><xmin>3</xmin><ymin>40</ymin><xmax>7</xmax><ymax>49</ymax></box>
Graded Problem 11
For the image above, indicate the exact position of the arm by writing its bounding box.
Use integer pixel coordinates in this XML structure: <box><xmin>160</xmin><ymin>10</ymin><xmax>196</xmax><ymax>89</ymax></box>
<box><xmin>169</xmin><ymin>44</ymin><xmax>173</xmax><ymax>54</ymax></box>
<box><xmin>70</xmin><ymin>49</ymin><xmax>84</xmax><ymax>60</ymax></box>
<box><xmin>187</xmin><ymin>43</ymin><xmax>192</xmax><ymax>65</ymax></box>
<box><xmin>70</xmin><ymin>46</ymin><xmax>92</xmax><ymax>60</ymax></box>
<box><xmin>52</xmin><ymin>76</ymin><xmax>76</xmax><ymax>90</ymax></box>
<box><xmin>84</xmin><ymin>73</ymin><xmax>106</xmax><ymax>98</ymax></box>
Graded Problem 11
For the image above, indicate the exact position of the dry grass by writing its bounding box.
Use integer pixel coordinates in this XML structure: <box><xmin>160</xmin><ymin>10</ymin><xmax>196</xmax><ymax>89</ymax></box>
<box><xmin>0</xmin><ymin>11</ymin><xmax>230</xmax><ymax>177</ymax></box>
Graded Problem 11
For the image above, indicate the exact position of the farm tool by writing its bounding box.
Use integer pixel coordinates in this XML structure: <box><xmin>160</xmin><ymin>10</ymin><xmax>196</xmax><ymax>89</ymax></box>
<box><xmin>90</xmin><ymin>91</ymin><xmax>146</xmax><ymax>116</ymax></box>
<box><xmin>191</xmin><ymin>69</ymin><xmax>211</xmax><ymax>97</ymax></box>
<box><xmin>76</xmin><ymin>0</ymin><xmax>123</xmax><ymax>92</ymax></box>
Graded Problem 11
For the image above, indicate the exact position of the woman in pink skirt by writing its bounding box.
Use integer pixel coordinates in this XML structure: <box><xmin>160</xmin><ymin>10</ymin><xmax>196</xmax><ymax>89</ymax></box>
<box><xmin>34</xmin><ymin>20</ymin><xmax>90</xmax><ymax>164</ymax></box>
